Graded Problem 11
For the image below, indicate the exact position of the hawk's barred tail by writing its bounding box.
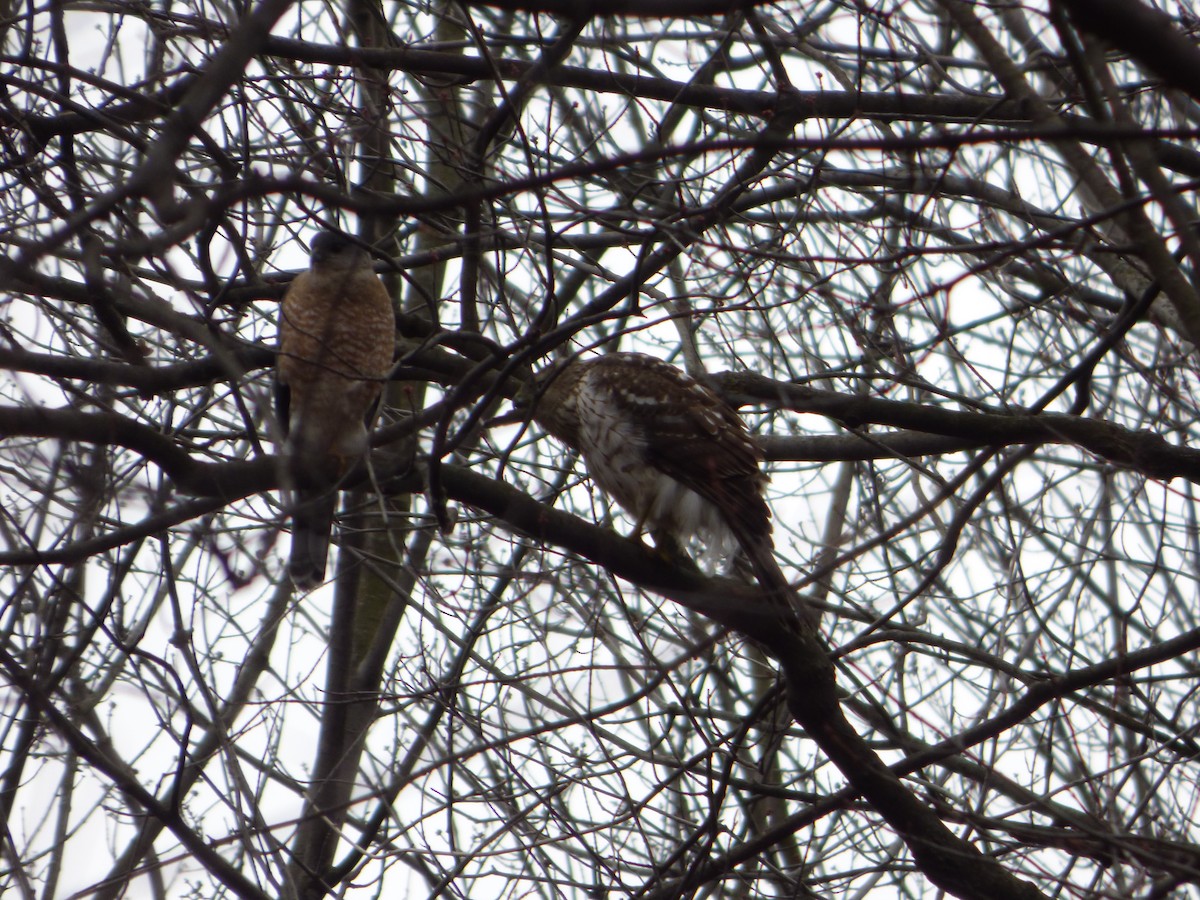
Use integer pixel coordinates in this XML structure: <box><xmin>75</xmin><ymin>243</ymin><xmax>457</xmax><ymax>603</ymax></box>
<box><xmin>288</xmin><ymin>490</ymin><xmax>337</xmax><ymax>590</ymax></box>
<box><xmin>729</xmin><ymin>523</ymin><xmax>810</xmax><ymax>633</ymax></box>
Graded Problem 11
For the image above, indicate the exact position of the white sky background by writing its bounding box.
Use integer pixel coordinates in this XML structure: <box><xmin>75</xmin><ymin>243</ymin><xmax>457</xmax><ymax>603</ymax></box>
<box><xmin>3</xmin><ymin>1</ymin><xmax>1200</xmax><ymax>898</ymax></box>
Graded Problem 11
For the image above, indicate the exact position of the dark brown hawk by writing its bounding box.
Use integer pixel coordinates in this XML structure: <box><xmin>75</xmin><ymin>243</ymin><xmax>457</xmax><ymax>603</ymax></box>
<box><xmin>275</xmin><ymin>230</ymin><xmax>395</xmax><ymax>589</ymax></box>
<box><xmin>525</xmin><ymin>352</ymin><xmax>791</xmax><ymax>598</ymax></box>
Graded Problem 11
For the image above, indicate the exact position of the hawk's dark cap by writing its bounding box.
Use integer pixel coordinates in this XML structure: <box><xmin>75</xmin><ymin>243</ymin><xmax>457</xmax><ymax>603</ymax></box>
<box><xmin>309</xmin><ymin>230</ymin><xmax>358</xmax><ymax>263</ymax></box>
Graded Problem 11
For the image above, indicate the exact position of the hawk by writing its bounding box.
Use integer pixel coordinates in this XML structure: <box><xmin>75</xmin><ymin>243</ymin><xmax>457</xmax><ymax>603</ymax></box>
<box><xmin>523</xmin><ymin>352</ymin><xmax>792</xmax><ymax>600</ymax></box>
<box><xmin>275</xmin><ymin>230</ymin><xmax>395</xmax><ymax>589</ymax></box>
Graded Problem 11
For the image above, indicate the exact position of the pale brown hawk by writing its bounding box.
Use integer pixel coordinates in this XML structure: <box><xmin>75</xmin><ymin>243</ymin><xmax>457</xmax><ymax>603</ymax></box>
<box><xmin>275</xmin><ymin>230</ymin><xmax>395</xmax><ymax>589</ymax></box>
<box><xmin>524</xmin><ymin>352</ymin><xmax>791</xmax><ymax>599</ymax></box>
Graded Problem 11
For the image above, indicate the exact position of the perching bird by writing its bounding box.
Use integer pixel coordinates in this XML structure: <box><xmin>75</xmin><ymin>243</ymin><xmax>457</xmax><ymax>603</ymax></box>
<box><xmin>275</xmin><ymin>230</ymin><xmax>395</xmax><ymax>589</ymax></box>
<box><xmin>522</xmin><ymin>352</ymin><xmax>794</xmax><ymax>605</ymax></box>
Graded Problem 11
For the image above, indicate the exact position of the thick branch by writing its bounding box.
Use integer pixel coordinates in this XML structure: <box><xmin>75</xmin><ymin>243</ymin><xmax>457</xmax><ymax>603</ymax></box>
<box><xmin>0</xmin><ymin>346</ymin><xmax>269</xmax><ymax>392</ymax></box>
<box><xmin>722</xmin><ymin>372</ymin><xmax>1200</xmax><ymax>484</ymax></box>
<box><xmin>0</xmin><ymin>405</ymin><xmax>272</xmax><ymax>499</ymax></box>
<box><xmin>1054</xmin><ymin>0</ymin><xmax>1200</xmax><ymax>104</ymax></box>
<box><xmin>442</xmin><ymin>465</ymin><xmax>1047</xmax><ymax>900</ymax></box>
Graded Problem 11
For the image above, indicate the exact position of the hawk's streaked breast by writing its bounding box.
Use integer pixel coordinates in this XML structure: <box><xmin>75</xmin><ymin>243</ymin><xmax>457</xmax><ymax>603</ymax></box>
<box><xmin>529</xmin><ymin>352</ymin><xmax>770</xmax><ymax>556</ymax></box>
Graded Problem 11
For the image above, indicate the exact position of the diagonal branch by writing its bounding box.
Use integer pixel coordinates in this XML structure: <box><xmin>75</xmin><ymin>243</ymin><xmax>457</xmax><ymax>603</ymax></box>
<box><xmin>441</xmin><ymin>464</ymin><xmax>1048</xmax><ymax>900</ymax></box>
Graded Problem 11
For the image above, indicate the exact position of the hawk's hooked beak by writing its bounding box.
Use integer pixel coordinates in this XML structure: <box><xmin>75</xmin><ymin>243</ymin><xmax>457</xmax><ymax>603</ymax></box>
<box><xmin>487</xmin><ymin>379</ymin><xmax>537</xmax><ymax>428</ymax></box>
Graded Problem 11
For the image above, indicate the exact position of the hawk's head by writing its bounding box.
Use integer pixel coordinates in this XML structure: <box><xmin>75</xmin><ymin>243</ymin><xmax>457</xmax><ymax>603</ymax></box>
<box><xmin>507</xmin><ymin>357</ymin><xmax>589</xmax><ymax>446</ymax></box>
<box><xmin>309</xmin><ymin>230</ymin><xmax>370</xmax><ymax>272</ymax></box>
